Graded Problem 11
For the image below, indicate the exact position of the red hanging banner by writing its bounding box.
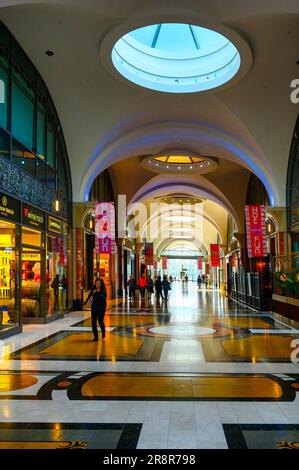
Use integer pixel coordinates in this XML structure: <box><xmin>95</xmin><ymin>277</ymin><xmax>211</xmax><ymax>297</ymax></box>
<box><xmin>210</xmin><ymin>244</ymin><xmax>220</xmax><ymax>267</ymax></box>
<box><xmin>198</xmin><ymin>256</ymin><xmax>203</xmax><ymax>270</ymax></box>
<box><xmin>245</xmin><ymin>205</ymin><xmax>267</xmax><ymax>258</ymax></box>
<box><xmin>95</xmin><ymin>202</ymin><xmax>116</xmax><ymax>254</ymax></box>
<box><xmin>153</xmin><ymin>260</ymin><xmax>157</xmax><ymax>269</ymax></box>
<box><xmin>162</xmin><ymin>256</ymin><xmax>168</xmax><ymax>270</ymax></box>
<box><xmin>145</xmin><ymin>243</ymin><xmax>154</xmax><ymax>265</ymax></box>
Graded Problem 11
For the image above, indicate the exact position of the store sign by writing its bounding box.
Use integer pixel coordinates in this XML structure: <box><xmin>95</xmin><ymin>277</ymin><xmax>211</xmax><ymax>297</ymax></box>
<box><xmin>95</xmin><ymin>202</ymin><xmax>116</xmax><ymax>254</ymax></box>
<box><xmin>145</xmin><ymin>242</ymin><xmax>154</xmax><ymax>265</ymax></box>
<box><xmin>245</xmin><ymin>205</ymin><xmax>267</xmax><ymax>258</ymax></box>
<box><xmin>162</xmin><ymin>256</ymin><xmax>168</xmax><ymax>270</ymax></box>
<box><xmin>23</xmin><ymin>204</ymin><xmax>45</xmax><ymax>229</ymax></box>
<box><xmin>22</xmin><ymin>252</ymin><xmax>41</xmax><ymax>261</ymax></box>
<box><xmin>198</xmin><ymin>256</ymin><xmax>203</xmax><ymax>270</ymax></box>
<box><xmin>48</xmin><ymin>216</ymin><xmax>62</xmax><ymax>235</ymax></box>
<box><xmin>0</xmin><ymin>193</ymin><xmax>20</xmax><ymax>222</ymax></box>
<box><xmin>210</xmin><ymin>244</ymin><xmax>220</xmax><ymax>267</ymax></box>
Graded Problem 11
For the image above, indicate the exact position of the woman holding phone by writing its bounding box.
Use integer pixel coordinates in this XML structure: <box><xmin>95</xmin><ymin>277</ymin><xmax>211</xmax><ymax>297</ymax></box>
<box><xmin>84</xmin><ymin>277</ymin><xmax>107</xmax><ymax>341</ymax></box>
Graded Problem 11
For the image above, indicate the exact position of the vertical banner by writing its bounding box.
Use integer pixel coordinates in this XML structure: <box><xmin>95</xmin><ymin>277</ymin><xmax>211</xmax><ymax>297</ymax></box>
<box><xmin>245</xmin><ymin>205</ymin><xmax>267</xmax><ymax>258</ymax></box>
<box><xmin>210</xmin><ymin>244</ymin><xmax>220</xmax><ymax>267</ymax></box>
<box><xmin>153</xmin><ymin>260</ymin><xmax>157</xmax><ymax>270</ymax></box>
<box><xmin>145</xmin><ymin>242</ymin><xmax>154</xmax><ymax>265</ymax></box>
<box><xmin>198</xmin><ymin>256</ymin><xmax>203</xmax><ymax>270</ymax></box>
<box><xmin>162</xmin><ymin>256</ymin><xmax>168</xmax><ymax>270</ymax></box>
<box><xmin>95</xmin><ymin>202</ymin><xmax>116</xmax><ymax>254</ymax></box>
<box><xmin>75</xmin><ymin>228</ymin><xmax>83</xmax><ymax>299</ymax></box>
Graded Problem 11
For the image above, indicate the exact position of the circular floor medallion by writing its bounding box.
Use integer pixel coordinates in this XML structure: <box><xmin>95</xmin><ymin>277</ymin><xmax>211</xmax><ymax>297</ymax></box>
<box><xmin>148</xmin><ymin>325</ymin><xmax>216</xmax><ymax>337</ymax></box>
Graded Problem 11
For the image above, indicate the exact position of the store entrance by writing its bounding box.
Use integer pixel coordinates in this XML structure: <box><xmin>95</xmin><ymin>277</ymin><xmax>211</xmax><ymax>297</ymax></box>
<box><xmin>0</xmin><ymin>220</ymin><xmax>20</xmax><ymax>334</ymax></box>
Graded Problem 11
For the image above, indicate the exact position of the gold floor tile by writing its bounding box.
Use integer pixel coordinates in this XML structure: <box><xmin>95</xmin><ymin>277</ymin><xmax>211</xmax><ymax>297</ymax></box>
<box><xmin>81</xmin><ymin>375</ymin><xmax>282</xmax><ymax>399</ymax></box>
<box><xmin>0</xmin><ymin>374</ymin><xmax>38</xmax><ymax>392</ymax></box>
<box><xmin>41</xmin><ymin>333</ymin><xmax>144</xmax><ymax>357</ymax></box>
<box><xmin>223</xmin><ymin>335</ymin><xmax>296</xmax><ymax>358</ymax></box>
<box><xmin>0</xmin><ymin>441</ymin><xmax>85</xmax><ymax>449</ymax></box>
<box><xmin>82</xmin><ymin>315</ymin><xmax>157</xmax><ymax>327</ymax></box>
<box><xmin>220</xmin><ymin>318</ymin><xmax>273</xmax><ymax>329</ymax></box>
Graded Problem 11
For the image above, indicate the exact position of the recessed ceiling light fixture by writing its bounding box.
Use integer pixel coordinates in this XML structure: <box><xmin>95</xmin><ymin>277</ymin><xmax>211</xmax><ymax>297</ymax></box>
<box><xmin>141</xmin><ymin>150</ymin><xmax>218</xmax><ymax>174</ymax></box>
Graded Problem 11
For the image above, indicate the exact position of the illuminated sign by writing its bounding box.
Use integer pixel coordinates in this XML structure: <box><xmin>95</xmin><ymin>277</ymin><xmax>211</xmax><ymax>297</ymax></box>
<box><xmin>95</xmin><ymin>202</ymin><xmax>116</xmax><ymax>254</ymax></box>
<box><xmin>48</xmin><ymin>216</ymin><xmax>62</xmax><ymax>234</ymax></box>
<box><xmin>245</xmin><ymin>205</ymin><xmax>267</xmax><ymax>258</ymax></box>
<box><xmin>22</xmin><ymin>205</ymin><xmax>44</xmax><ymax>230</ymax></box>
<box><xmin>22</xmin><ymin>252</ymin><xmax>41</xmax><ymax>261</ymax></box>
<box><xmin>0</xmin><ymin>193</ymin><xmax>20</xmax><ymax>222</ymax></box>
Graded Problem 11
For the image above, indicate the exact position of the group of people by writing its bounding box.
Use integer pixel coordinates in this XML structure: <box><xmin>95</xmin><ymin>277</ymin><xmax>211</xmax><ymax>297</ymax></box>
<box><xmin>127</xmin><ymin>273</ymin><xmax>171</xmax><ymax>302</ymax></box>
<box><xmin>197</xmin><ymin>274</ymin><xmax>207</xmax><ymax>288</ymax></box>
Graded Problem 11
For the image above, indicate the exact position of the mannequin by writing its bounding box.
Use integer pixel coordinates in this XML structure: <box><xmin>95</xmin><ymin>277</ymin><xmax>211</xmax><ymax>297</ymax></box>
<box><xmin>32</xmin><ymin>262</ymin><xmax>41</xmax><ymax>282</ymax></box>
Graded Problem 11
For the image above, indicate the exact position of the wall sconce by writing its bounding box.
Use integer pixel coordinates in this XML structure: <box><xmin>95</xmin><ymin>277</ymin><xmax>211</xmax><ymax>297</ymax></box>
<box><xmin>54</xmin><ymin>199</ymin><xmax>60</xmax><ymax>212</ymax></box>
<box><xmin>89</xmin><ymin>219</ymin><xmax>93</xmax><ymax>230</ymax></box>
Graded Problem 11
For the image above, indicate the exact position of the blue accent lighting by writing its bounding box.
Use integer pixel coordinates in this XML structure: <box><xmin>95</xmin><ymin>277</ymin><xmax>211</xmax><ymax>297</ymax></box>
<box><xmin>112</xmin><ymin>23</ymin><xmax>241</xmax><ymax>93</ymax></box>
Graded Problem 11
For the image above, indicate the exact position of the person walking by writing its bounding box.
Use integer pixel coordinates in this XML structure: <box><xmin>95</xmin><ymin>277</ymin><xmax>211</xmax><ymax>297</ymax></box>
<box><xmin>155</xmin><ymin>275</ymin><xmax>163</xmax><ymax>302</ymax></box>
<box><xmin>162</xmin><ymin>275</ymin><xmax>171</xmax><ymax>302</ymax></box>
<box><xmin>127</xmin><ymin>275</ymin><xmax>136</xmax><ymax>299</ymax></box>
<box><xmin>147</xmin><ymin>275</ymin><xmax>154</xmax><ymax>300</ymax></box>
<box><xmin>84</xmin><ymin>277</ymin><xmax>107</xmax><ymax>341</ymax></box>
<box><xmin>138</xmin><ymin>273</ymin><xmax>147</xmax><ymax>299</ymax></box>
<box><xmin>197</xmin><ymin>274</ymin><xmax>202</xmax><ymax>289</ymax></box>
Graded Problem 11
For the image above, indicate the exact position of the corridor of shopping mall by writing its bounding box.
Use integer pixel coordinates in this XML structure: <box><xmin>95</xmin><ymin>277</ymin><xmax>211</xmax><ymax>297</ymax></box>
<box><xmin>1</xmin><ymin>281</ymin><xmax>299</xmax><ymax>450</ymax></box>
<box><xmin>0</xmin><ymin>0</ymin><xmax>299</xmax><ymax>455</ymax></box>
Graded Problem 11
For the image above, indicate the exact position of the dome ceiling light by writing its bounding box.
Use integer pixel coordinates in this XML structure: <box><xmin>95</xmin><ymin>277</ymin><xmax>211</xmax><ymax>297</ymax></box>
<box><xmin>154</xmin><ymin>194</ymin><xmax>204</xmax><ymax>205</ymax></box>
<box><xmin>141</xmin><ymin>150</ymin><xmax>218</xmax><ymax>174</ymax></box>
<box><xmin>111</xmin><ymin>23</ymin><xmax>241</xmax><ymax>93</ymax></box>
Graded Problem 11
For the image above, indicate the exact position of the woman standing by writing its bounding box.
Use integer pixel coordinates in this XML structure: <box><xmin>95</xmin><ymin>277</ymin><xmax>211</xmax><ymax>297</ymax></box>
<box><xmin>84</xmin><ymin>277</ymin><xmax>107</xmax><ymax>341</ymax></box>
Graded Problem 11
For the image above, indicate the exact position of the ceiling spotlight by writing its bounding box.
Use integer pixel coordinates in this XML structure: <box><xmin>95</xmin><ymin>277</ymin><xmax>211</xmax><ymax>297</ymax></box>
<box><xmin>178</xmin><ymin>166</ymin><xmax>181</xmax><ymax>170</ymax></box>
<box><xmin>46</xmin><ymin>50</ymin><xmax>54</xmax><ymax>56</ymax></box>
<box><xmin>189</xmin><ymin>166</ymin><xmax>193</xmax><ymax>169</ymax></box>
<box><xmin>156</xmin><ymin>163</ymin><xmax>159</xmax><ymax>167</ymax></box>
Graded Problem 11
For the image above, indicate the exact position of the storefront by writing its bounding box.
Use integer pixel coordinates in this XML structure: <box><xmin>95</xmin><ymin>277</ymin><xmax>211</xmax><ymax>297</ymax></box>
<box><xmin>74</xmin><ymin>208</ymin><xmax>115</xmax><ymax>305</ymax></box>
<box><xmin>0</xmin><ymin>193</ymin><xmax>71</xmax><ymax>331</ymax></box>
<box><xmin>0</xmin><ymin>20</ymin><xmax>73</xmax><ymax>337</ymax></box>
<box><xmin>0</xmin><ymin>193</ymin><xmax>21</xmax><ymax>337</ymax></box>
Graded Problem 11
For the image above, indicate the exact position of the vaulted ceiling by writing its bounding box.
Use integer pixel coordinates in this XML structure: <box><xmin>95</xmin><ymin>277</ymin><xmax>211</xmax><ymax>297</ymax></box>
<box><xmin>1</xmin><ymin>0</ymin><xmax>298</xmax><ymax>222</ymax></box>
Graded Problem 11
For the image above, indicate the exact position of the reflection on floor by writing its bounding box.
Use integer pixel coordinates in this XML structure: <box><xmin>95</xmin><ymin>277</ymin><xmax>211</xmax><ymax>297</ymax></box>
<box><xmin>0</xmin><ymin>423</ymin><xmax>141</xmax><ymax>449</ymax></box>
<box><xmin>79</xmin><ymin>373</ymin><xmax>288</xmax><ymax>400</ymax></box>
<box><xmin>1</xmin><ymin>282</ymin><xmax>299</xmax><ymax>449</ymax></box>
<box><xmin>10</xmin><ymin>304</ymin><xmax>299</xmax><ymax>362</ymax></box>
<box><xmin>1</xmin><ymin>370</ymin><xmax>298</xmax><ymax>401</ymax></box>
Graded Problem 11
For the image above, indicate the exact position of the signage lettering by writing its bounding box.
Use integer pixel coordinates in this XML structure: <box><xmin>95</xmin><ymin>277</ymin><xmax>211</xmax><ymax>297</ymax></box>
<box><xmin>48</xmin><ymin>216</ymin><xmax>62</xmax><ymax>234</ymax></box>
<box><xmin>245</xmin><ymin>205</ymin><xmax>267</xmax><ymax>258</ymax></box>
<box><xmin>0</xmin><ymin>193</ymin><xmax>20</xmax><ymax>222</ymax></box>
<box><xmin>22</xmin><ymin>205</ymin><xmax>44</xmax><ymax>229</ymax></box>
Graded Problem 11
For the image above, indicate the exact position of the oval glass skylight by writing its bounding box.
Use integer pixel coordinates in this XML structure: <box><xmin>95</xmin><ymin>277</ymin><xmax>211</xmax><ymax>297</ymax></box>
<box><xmin>112</xmin><ymin>23</ymin><xmax>241</xmax><ymax>93</ymax></box>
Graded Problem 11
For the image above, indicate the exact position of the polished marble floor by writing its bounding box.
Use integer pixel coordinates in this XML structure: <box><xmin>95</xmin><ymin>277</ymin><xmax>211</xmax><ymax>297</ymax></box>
<box><xmin>0</xmin><ymin>281</ymin><xmax>298</xmax><ymax>449</ymax></box>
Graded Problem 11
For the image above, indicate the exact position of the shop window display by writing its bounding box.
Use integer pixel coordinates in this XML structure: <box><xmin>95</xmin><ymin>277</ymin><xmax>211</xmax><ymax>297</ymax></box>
<box><xmin>21</xmin><ymin>248</ymin><xmax>42</xmax><ymax>318</ymax></box>
<box><xmin>47</xmin><ymin>235</ymin><xmax>68</xmax><ymax>315</ymax></box>
<box><xmin>0</xmin><ymin>221</ymin><xmax>20</xmax><ymax>330</ymax></box>
<box><xmin>21</xmin><ymin>227</ymin><xmax>43</xmax><ymax>319</ymax></box>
